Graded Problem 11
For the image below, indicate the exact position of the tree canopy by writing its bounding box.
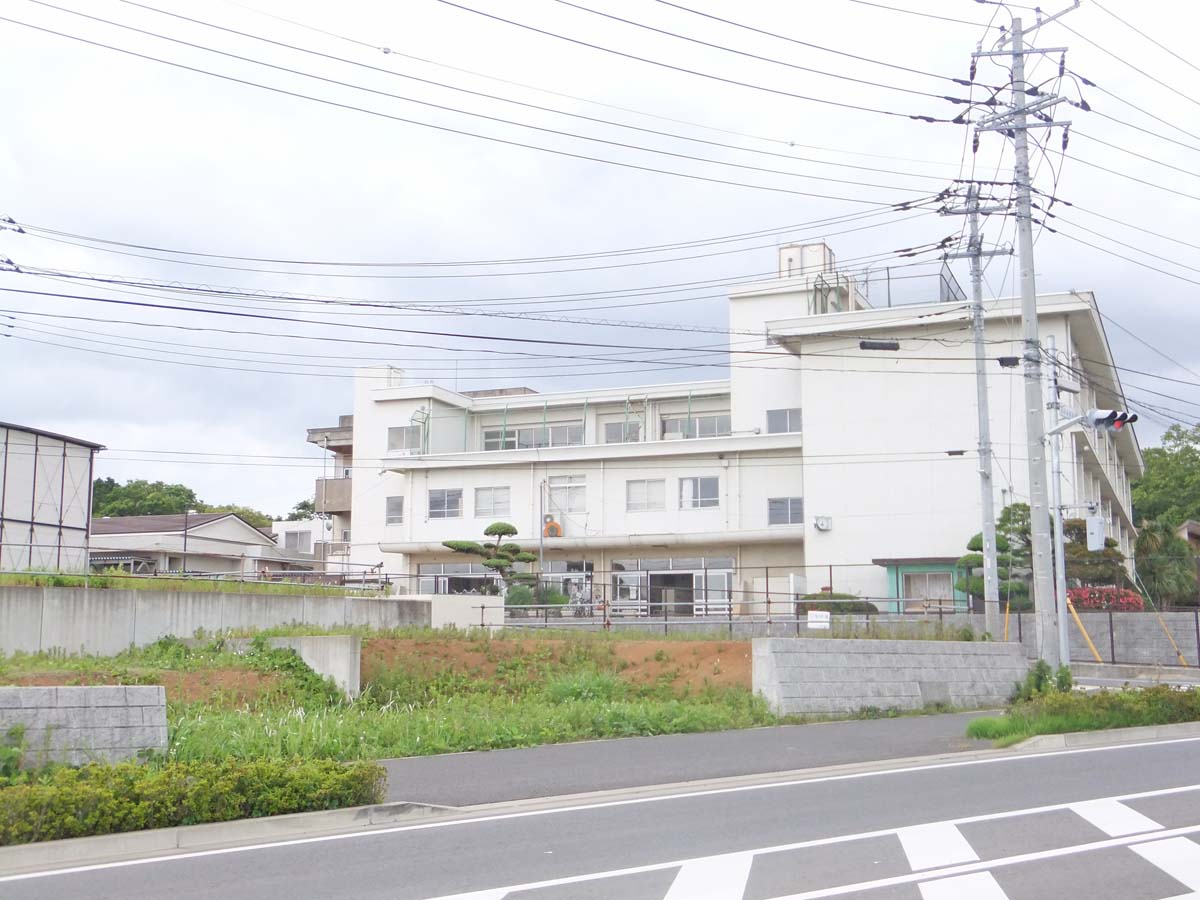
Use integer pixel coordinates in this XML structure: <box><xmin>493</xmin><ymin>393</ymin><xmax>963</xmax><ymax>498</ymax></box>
<box><xmin>92</xmin><ymin>478</ymin><xmax>275</xmax><ymax>528</ymax></box>
<box><xmin>1132</xmin><ymin>424</ymin><xmax>1200</xmax><ymax>527</ymax></box>
<box><xmin>1135</xmin><ymin>520</ymin><xmax>1197</xmax><ymax>608</ymax></box>
<box><xmin>285</xmin><ymin>498</ymin><xmax>316</xmax><ymax>521</ymax></box>
<box><xmin>92</xmin><ymin>478</ymin><xmax>202</xmax><ymax>517</ymax></box>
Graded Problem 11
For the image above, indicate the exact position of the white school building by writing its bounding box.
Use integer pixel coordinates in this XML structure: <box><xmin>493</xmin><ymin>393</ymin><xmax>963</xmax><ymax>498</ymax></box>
<box><xmin>307</xmin><ymin>243</ymin><xmax>1141</xmax><ymax>615</ymax></box>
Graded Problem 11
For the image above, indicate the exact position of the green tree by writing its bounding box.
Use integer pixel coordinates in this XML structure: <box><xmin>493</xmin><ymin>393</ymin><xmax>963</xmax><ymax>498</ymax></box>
<box><xmin>203</xmin><ymin>504</ymin><xmax>274</xmax><ymax>529</ymax></box>
<box><xmin>956</xmin><ymin>503</ymin><xmax>1032</xmax><ymax>610</ymax></box>
<box><xmin>1061</xmin><ymin>519</ymin><xmax>1127</xmax><ymax>587</ymax></box>
<box><xmin>92</xmin><ymin>479</ymin><xmax>203</xmax><ymax>517</ymax></box>
<box><xmin>443</xmin><ymin>522</ymin><xmax>537</xmax><ymax>595</ymax></box>
<box><xmin>1135</xmin><ymin>519</ymin><xmax>1198</xmax><ymax>608</ymax></box>
<box><xmin>1132</xmin><ymin>424</ymin><xmax>1200</xmax><ymax>526</ymax></box>
<box><xmin>285</xmin><ymin>498</ymin><xmax>315</xmax><ymax>521</ymax></box>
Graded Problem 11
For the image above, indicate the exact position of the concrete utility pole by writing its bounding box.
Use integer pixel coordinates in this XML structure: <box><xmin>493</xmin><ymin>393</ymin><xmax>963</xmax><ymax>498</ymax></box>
<box><xmin>943</xmin><ymin>185</ymin><xmax>1011</xmax><ymax>638</ymax></box>
<box><xmin>974</xmin><ymin>9</ymin><xmax>1074</xmax><ymax>666</ymax></box>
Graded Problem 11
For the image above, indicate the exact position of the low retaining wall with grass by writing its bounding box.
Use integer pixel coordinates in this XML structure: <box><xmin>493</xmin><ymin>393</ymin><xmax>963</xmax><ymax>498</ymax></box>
<box><xmin>752</xmin><ymin>637</ymin><xmax>1029</xmax><ymax>716</ymax></box>
<box><xmin>0</xmin><ymin>587</ymin><xmax>432</xmax><ymax>655</ymax></box>
<box><xmin>0</xmin><ymin>686</ymin><xmax>167</xmax><ymax>766</ymax></box>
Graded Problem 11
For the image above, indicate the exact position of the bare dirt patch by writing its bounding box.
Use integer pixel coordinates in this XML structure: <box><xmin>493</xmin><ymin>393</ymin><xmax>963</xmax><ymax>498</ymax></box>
<box><xmin>9</xmin><ymin>670</ymin><xmax>280</xmax><ymax>705</ymax></box>
<box><xmin>362</xmin><ymin>638</ymin><xmax>751</xmax><ymax>692</ymax></box>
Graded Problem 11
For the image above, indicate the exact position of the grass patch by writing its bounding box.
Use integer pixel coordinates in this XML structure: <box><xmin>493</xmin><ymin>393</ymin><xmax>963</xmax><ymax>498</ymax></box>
<box><xmin>966</xmin><ymin>685</ymin><xmax>1200</xmax><ymax>744</ymax></box>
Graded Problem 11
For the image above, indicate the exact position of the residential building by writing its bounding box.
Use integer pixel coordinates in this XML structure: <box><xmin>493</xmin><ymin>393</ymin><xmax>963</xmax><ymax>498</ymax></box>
<box><xmin>0</xmin><ymin>421</ymin><xmax>104</xmax><ymax>573</ymax></box>
<box><xmin>310</xmin><ymin>242</ymin><xmax>1142</xmax><ymax>614</ymax></box>
<box><xmin>90</xmin><ymin>512</ymin><xmax>307</xmax><ymax>576</ymax></box>
<box><xmin>270</xmin><ymin>517</ymin><xmax>358</xmax><ymax>574</ymax></box>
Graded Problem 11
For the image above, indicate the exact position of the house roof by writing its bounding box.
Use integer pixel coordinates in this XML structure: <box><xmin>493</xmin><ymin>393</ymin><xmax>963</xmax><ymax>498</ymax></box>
<box><xmin>0</xmin><ymin>421</ymin><xmax>105</xmax><ymax>450</ymax></box>
<box><xmin>91</xmin><ymin>512</ymin><xmax>233</xmax><ymax>534</ymax></box>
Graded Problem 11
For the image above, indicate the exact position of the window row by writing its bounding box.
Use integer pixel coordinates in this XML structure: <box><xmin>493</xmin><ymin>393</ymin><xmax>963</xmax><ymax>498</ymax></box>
<box><xmin>385</xmin><ymin>487</ymin><xmax>512</xmax><ymax>524</ymax></box>
<box><xmin>385</xmin><ymin>481</ymin><xmax>802</xmax><ymax>523</ymax></box>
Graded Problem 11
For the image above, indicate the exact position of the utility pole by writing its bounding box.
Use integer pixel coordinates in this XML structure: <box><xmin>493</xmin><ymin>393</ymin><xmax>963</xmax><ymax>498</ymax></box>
<box><xmin>1045</xmin><ymin>335</ymin><xmax>1072</xmax><ymax>666</ymax></box>
<box><xmin>974</xmin><ymin>8</ymin><xmax>1074</xmax><ymax>666</ymax></box>
<box><xmin>942</xmin><ymin>184</ymin><xmax>1010</xmax><ymax>638</ymax></box>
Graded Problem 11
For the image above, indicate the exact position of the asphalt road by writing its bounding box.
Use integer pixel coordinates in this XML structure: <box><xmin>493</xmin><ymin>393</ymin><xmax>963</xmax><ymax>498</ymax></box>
<box><xmin>381</xmin><ymin>711</ymin><xmax>991</xmax><ymax>805</ymax></box>
<box><xmin>6</xmin><ymin>736</ymin><xmax>1200</xmax><ymax>900</ymax></box>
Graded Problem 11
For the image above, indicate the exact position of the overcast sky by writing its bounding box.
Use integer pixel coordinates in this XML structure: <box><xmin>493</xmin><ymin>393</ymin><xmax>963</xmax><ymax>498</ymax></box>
<box><xmin>2</xmin><ymin>0</ymin><xmax>1197</xmax><ymax>517</ymax></box>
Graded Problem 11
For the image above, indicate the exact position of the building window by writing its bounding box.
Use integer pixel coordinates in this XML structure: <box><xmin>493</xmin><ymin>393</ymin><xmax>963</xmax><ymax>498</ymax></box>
<box><xmin>680</xmin><ymin>476</ymin><xmax>720</xmax><ymax>509</ymax></box>
<box><xmin>429</xmin><ymin>488</ymin><xmax>463</xmax><ymax>519</ymax></box>
<box><xmin>482</xmin><ymin>422</ymin><xmax>584</xmax><ymax>451</ymax></box>
<box><xmin>661</xmin><ymin>413</ymin><xmax>731</xmax><ymax>440</ymax></box>
<box><xmin>766</xmin><ymin>408</ymin><xmax>802</xmax><ymax>434</ymax></box>
<box><xmin>283</xmin><ymin>531</ymin><xmax>312</xmax><ymax>553</ymax></box>
<box><xmin>768</xmin><ymin>497</ymin><xmax>804</xmax><ymax>525</ymax></box>
<box><xmin>387</xmin><ymin>425</ymin><xmax>421</xmax><ymax>452</ymax></box>
<box><xmin>548</xmin><ymin>475</ymin><xmax>586</xmax><ymax>514</ymax></box>
<box><xmin>475</xmin><ymin>486</ymin><xmax>511</xmax><ymax>517</ymax></box>
<box><xmin>604</xmin><ymin>421</ymin><xmax>641</xmax><ymax>443</ymax></box>
<box><xmin>626</xmin><ymin>479</ymin><xmax>665</xmax><ymax>511</ymax></box>
<box><xmin>341</xmin><ymin>529</ymin><xmax>351</xmax><ymax>543</ymax></box>
<box><xmin>385</xmin><ymin>496</ymin><xmax>404</xmax><ymax>525</ymax></box>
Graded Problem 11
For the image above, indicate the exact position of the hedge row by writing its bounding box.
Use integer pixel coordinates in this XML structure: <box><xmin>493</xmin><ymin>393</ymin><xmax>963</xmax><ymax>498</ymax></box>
<box><xmin>0</xmin><ymin>758</ymin><xmax>386</xmax><ymax>846</ymax></box>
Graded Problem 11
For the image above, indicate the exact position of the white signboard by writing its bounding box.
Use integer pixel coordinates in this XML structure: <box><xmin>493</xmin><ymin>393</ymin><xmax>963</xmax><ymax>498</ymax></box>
<box><xmin>807</xmin><ymin>610</ymin><xmax>832</xmax><ymax>631</ymax></box>
<box><xmin>1086</xmin><ymin>516</ymin><xmax>1107</xmax><ymax>552</ymax></box>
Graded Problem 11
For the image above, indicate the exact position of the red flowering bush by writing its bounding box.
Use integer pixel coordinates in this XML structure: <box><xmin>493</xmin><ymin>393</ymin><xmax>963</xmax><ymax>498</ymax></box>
<box><xmin>1068</xmin><ymin>586</ymin><xmax>1144</xmax><ymax>611</ymax></box>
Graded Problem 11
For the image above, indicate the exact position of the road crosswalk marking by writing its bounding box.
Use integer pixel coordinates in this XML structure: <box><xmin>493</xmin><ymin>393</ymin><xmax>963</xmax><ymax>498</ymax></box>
<box><xmin>1072</xmin><ymin>798</ymin><xmax>1164</xmax><ymax>836</ymax></box>
<box><xmin>662</xmin><ymin>853</ymin><xmax>754</xmax><ymax>899</ymax></box>
<box><xmin>897</xmin><ymin>822</ymin><xmax>979</xmax><ymax>870</ymax></box>
<box><xmin>917</xmin><ymin>872</ymin><xmax>1009</xmax><ymax>899</ymax></box>
<box><xmin>1132</xmin><ymin>837</ymin><xmax>1200</xmax><ymax>893</ymax></box>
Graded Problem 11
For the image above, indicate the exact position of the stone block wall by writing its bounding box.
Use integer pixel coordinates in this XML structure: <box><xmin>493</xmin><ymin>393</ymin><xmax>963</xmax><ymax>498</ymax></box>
<box><xmin>0</xmin><ymin>685</ymin><xmax>168</xmax><ymax>766</ymax></box>
<box><xmin>753</xmin><ymin>638</ymin><xmax>1029</xmax><ymax>716</ymax></box>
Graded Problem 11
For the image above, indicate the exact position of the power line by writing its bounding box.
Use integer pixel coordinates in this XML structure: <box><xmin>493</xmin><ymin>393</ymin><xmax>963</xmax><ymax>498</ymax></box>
<box><xmin>1090</xmin><ymin>0</ymin><xmax>1200</xmax><ymax>76</ymax></box>
<box><xmin>1056</xmin><ymin>19</ymin><xmax>1200</xmax><ymax>111</ymax></box>
<box><xmin>549</xmin><ymin>0</ymin><xmax>970</xmax><ymax>102</ymax></box>
<box><xmin>842</xmin><ymin>0</ymin><xmax>997</xmax><ymax>28</ymax></box>
<box><xmin>109</xmin><ymin>0</ymin><xmax>967</xmax><ymax>194</ymax></box>
<box><xmin>0</xmin><ymin>16</ymin><xmax>912</xmax><ymax>204</ymax></box>
<box><xmin>649</xmin><ymin>0</ymin><xmax>974</xmax><ymax>86</ymax></box>
<box><xmin>19</xmin><ymin>2</ymin><xmax>946</xmax><ymax>205</ymax></box>
<box><xmin>430</xmin><ymin>0</ymin><xmax>964</xmax><ymax>123</ymax></box>
<box><xmin>206</xmin><ymin>0</ymin><xmax>964</xmax><ymax>167</ymax></box>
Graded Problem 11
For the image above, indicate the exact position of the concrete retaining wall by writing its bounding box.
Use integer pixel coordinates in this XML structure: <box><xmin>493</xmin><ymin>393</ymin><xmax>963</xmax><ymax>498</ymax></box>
<box><xmin>752</xmin><ymin>637</ymin><xmax>1029</xmax><ymax>716</ymax></box>
<box><xmin>0</xmin><ymin>587</ymin><xmax>432</xmax><ymax>655</ymax></box>
<box><xmin>212</xmin><ymin>636</ymin><xmax>363</xmax><ymax>699</ymax></box>
<box><xmin>0</xmin><ymin>686</ymin><xmax>167</xmax><ymax>766</ymax></box>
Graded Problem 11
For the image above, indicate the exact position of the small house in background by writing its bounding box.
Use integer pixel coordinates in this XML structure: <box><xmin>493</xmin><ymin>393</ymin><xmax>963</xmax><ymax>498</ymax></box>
<box><xmin>0</xmin><ymin>421</ymin><xmax>104</xmax><ymax>573</ymax></box>
<box><xmin>89</xmin><ymin>512</ymin><xmax>313</xmax><ymax>577</ymax></box>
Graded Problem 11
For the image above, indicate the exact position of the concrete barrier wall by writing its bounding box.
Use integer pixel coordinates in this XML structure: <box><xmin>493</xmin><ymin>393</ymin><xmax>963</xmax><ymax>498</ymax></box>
<box><xmin>0</xmin><ymin>587</ymin><xmax>432</xmax><ymax>655</ymax></box>
<box><xmin>0</xmin><ymin>685</ymin><xmax>167</xmax><ymax>766</ymax></box>
<box><xmin>753</xmin><ymin>637</ymin><xmax>1029</xmax><ymax>716</ymax></box>
<box><xmin>267</xmin><ymin>636</ymin><xmax>361</xmax><ymax>699</ymax></box>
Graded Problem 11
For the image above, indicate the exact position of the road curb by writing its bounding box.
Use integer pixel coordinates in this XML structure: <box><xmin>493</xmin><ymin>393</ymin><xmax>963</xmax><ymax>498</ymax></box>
<box><xmin>0</xmin><ymin>800</ymin><xmax>455</xmax><ymax>876</ymax></box>
<box><xmin>1013</xmin><ymin>720</ymin><xmax>1200</xmax><ymax>752</ymax></box>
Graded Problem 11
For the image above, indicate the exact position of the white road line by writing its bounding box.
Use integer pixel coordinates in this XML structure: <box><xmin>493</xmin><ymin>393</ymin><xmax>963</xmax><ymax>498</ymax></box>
<box><xmin>663</xmin><ymin>852</ymin><xmax>754</xmax><ymax>899</ymax></box>
<box><xmin>918</xmin><ymin>872</ymin><xmax>1009</xmax><ymax>900</ymax></box>
<box><xmin>767</xmin><ymin>824</ymin><xmax>1200</xmax><ymax>900</ymax></box>
<box><xmin>1132</xmin><ymin>837</ymin><xmax>1200</xmax><ymax>891</ymax></box>
<box><xmin>1071</xmin><ymin>798</ymin><xmax>1163</xmax><ymax>836</ymax></box>
<box><xmin>3</xmin><ymin>737</ymin><xmax>1200</xmax><ymax>884</ymax></box>
<box><xmin>897</xmin><ymin>823</ymin><xmax>978</xmax><ymax>870</ymax></box>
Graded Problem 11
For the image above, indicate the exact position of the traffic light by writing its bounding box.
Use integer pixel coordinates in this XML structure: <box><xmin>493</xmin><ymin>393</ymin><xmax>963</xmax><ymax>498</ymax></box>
<box><xmin>1085</xmin><ymin>409</ymin><xmax>1138</xmax><ymax>432</ymax></box>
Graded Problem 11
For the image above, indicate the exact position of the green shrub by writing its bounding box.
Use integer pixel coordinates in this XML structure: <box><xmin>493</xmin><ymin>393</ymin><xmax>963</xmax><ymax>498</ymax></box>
<box><xmin>505</xmin><ymin>585</ymin><xmax>534</xmax><ymax>606</ymax></box>
<box><xmin>544</xmin><ymin>672</ymin><xmax>627</xmax><ymax>704</ymax></box>
<box><xmin>540</xmin><ymin>591</ymin><xmax>570</xmax><ymax>606</ymax></box>
<box><xmin>968</xmin><ymin>685</ymin><xmax>1200</xmax><ymax>744</ymax></box>
<box><xmin>800</xmin><ymin>592</ymin><xmax>878</xmax><ymax>615</ymax></box>
<box><xmin>0</xmin><ymin>758</ymin><xmax>385</xmax><ymax>846</ymax></box>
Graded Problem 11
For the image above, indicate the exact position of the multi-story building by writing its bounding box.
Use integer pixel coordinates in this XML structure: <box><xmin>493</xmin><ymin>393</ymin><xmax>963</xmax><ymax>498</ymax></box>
<box><xmin>309</xmin><ymin>243</ymin><xmax>1142</xmax><ymax>614</ymax></box>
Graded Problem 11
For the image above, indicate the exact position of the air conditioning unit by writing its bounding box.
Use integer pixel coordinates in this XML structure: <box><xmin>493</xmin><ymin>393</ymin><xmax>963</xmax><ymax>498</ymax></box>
<box><xmin>814</xmin><ymin>516</ymin><xmax>833</xmax><ymax>531</ymax></box>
